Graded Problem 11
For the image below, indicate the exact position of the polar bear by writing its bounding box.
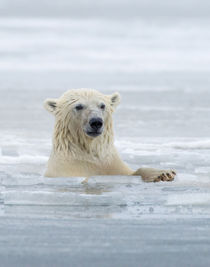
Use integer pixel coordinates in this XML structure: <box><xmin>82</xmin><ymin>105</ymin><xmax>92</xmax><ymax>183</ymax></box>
<box><xmin>44</xmin><ymin>89</ymin><xmax>176</xmax><ymax>182</ymax></box>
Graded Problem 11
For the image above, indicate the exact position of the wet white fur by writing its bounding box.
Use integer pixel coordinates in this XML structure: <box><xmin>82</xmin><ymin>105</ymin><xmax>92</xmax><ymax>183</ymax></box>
<box><xmin>44</xmin><ymin>89</ymin><xmax>133</xmax><ymax>177</ymax></box>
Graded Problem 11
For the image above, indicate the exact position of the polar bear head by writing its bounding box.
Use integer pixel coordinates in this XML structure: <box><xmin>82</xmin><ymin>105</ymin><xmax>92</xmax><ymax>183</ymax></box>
<box><xmin>44</xmin><ymin>89</ymin><xmax>120</xmax><ymax>156</ymax></box>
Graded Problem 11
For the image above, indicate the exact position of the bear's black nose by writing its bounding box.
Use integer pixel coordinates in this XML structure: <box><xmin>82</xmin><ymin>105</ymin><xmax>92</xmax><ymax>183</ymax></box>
<box><xmin>89</xmin><ymin>118</ymin><xmax>103</xmax><ymax>130</ymax></box>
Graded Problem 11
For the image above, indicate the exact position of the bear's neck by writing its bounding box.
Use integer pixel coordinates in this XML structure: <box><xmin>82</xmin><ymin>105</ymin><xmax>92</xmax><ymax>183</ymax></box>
<box><xmin>52</xmin><ymin>118</ymin><xmax>115</xmax><ymax>163</ymax></box>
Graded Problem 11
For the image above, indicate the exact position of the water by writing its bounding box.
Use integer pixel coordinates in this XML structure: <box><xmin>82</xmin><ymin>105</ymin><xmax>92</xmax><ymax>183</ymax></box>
<box><xmin>0</xmin><ymin>7</ymin><xmax>210</xmax><ymax>267</ymax></box>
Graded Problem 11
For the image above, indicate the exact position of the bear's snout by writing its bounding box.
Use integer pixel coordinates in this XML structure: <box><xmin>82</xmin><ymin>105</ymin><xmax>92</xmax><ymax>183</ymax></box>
<box><xmin>84</xmin><ymin>117</ymin><xmax>104</xmax><ymax>137</ymax></box>
<box><xmin>89</xmin><ymin>117</ymin><xmax>103</xmax><ymax>130</ymax></box>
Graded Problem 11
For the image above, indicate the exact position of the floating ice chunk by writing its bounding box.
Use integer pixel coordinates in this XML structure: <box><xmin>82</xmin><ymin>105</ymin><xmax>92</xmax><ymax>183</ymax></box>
<box><xmin>164</xmin><ymin>140</ymin><xmax>210</xmax><ymax>150</ymax></box>
<box><xmin>3</xmin><ymin>191</ymin><xmax>126</xmax><ymax>206</ymax></box>
<box><xmin>4</xmin><ymin>204</ymin><xmax>125</xmax><ymax>219</ymax></box>
<box><xmin>0</xmin><ymin>155</ymin><xmax>48</xmax><ymax>164</ymax></box>
<box><xmin>116</xmin><ymin>138</ymin><xmax>210</xmax><ymax>153</ymax></box>
<box><xmin>174</xmin><ymin>173</ymin><xmax>198</xmax><ymax>182</ymax></box>
<box><xmin>2</xmin><ymin>175</ymin><xmax>141</xmax><ymax>186</ymax></box>
<box><xmin>2</xmin><ymin>176</ymin><xmax>85</xmax><ymax>186</ymax></box>
<box><xmin>173</xmin><ymin>173</ymin><xmax>210</xmax><ymax>186</ymax></box>
<box><xmin>167</xmin><ymin>193</ymin><xmax>210</xmax><ymax>206</ymax></box>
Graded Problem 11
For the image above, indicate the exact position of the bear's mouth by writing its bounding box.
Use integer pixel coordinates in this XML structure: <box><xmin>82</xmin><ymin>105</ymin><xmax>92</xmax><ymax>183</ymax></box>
<box><xmin>86</xmin><ymin>131</ymin><xmax>102</xmax><ymax>137</ymax></box>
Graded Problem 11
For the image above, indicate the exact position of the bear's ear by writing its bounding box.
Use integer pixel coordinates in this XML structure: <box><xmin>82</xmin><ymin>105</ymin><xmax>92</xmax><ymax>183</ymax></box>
<box><xmin>44</xmin><ymin>98</ymin><xmax>58</xmax><ymax>114</ymax></box>
<box><xmin>109</xmin><ymin>92</ymin><xmax>120</xmax><ymax>108</ymax></box>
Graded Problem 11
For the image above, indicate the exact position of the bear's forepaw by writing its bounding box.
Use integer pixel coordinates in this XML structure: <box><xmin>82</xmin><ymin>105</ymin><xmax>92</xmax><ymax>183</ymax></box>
<box><xmin>133</xmin><ymin>168</ymin><xmax>176</xmax><ymax>183</ymax></box>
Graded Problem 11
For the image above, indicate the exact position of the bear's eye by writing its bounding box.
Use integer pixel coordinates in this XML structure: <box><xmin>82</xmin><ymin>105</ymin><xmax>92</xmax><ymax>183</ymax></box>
<box><xmin>100</xmin><ymin>103</ymin><xmax>105</xmax><ymax>110</ymax></box>
<box><xmin>75</xmin><ymin>104</ymin><xmax>84</xmax><ymax>111</ymax></box>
